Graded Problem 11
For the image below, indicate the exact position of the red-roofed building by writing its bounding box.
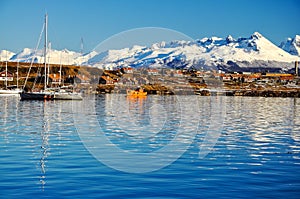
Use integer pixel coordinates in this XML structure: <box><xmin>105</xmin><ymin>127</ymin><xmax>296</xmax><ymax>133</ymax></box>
<box><xmin>74</xmin><ymin>74</ymin><xmax>90</xmax><ymax>84</ymax></box>
<box><xmin>147</xmin><ymin>69</ymin><xmax>159</xmax><ymax>75</ymax></box>
<box><xmin>174</xmin><ymin>70</ymin><xmax>184</xmax><ymax>77</ymax></box>
<box><xmin>48</xmin><ymin>73</ymin><xmax>61</xmax><ymax>84</ymax></box>
<box><xmin>0</xmin><ymin>71</ymin><xmax>13</xmax><ymax>81</ymax></box>
<box><xmin>121</xmin><ymin>67</ymin><xmax>133</xmax><ymax>74</ymax></box>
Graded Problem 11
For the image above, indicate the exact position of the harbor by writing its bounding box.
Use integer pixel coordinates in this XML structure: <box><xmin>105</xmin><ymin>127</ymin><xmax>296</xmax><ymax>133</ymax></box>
<box><xmin>0</xmin><ymin>1</ymin><xmax>299</xmax><ymax>197</ymax></box>
<box><xmin>1</xmin><ymin>61</ymin><xmax>300</xmax><ymax>97</ymax></box>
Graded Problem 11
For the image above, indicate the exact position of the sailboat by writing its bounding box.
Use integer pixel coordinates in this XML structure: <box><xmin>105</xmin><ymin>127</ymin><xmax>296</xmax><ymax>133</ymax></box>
<box><xmin>0</xmin><ymin>59</ymin><xmax>23</xmax><ymax>96</ymax></box>
<box><xmin>20</xmin><ymin>14</ymin><xmax>82</xmax><ymax>100</ymax></box>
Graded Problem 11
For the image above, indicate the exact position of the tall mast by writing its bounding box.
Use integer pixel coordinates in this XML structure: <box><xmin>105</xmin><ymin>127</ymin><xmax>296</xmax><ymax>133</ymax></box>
<box><xmin>17</xmin><ymin>61</ymin><xmax>19</xmax><ymax>88</ymax></box>
<box><xmin>47</xmin><ymin>41</ymin><xmax>51</xmax><ymax>86</ymax></box>
<box><xmin>44</xmin><ymin>13</ymin><xmax>48</xmax><ymax>91</ymax></box>
<box><xmin>5</xmin><ymin>51</ymin><xmax>8</xmax><ymax>89</ymax></box>
<box><xmin>80</xmin><ymin>37</ymin><xmax>84</xmax><ymax>55</ymax></box>
<box><xmin>59</xmin><ymin>52</ymin><xmax>62</xmax><ymax>85</ymax></box>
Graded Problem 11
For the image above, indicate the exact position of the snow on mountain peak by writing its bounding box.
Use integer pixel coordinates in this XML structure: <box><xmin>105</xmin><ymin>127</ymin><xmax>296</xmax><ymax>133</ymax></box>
<box><xmin>0</xmin><ymin>50</ymin><xmax>15</xmax><ymax>61</ymax></box>
<box><xmin>226</xmin><ymin>35</ymin><xmax>234</xmax><ymax>43</ymax></box>
<box><xmin>280</xmin><ymin>35</ymin><xmax>300</xmax><ymax>56</ymax></box>
<box><xmin>23</xmin><ymin>48</ymin><xmax>33</xmax><ymax>54</ymax></box>
<box><xmin>294</xmin><ymin>35</ymin><xmax>300</xmax><ymax>47</ymax></box>
<box><xmin>1</xmin><ymin>32</ymin><xmax>299</xmax><ymax>72</ymax></box>
<box><xmin>85</xmin><ymin>31</ymin><xmax>299</xmax><ymax>71</ymax></box>
<box><xmin>251</xmin><ymin>32</ymin><xmax>263</xmax><ymax>40</ymax></box>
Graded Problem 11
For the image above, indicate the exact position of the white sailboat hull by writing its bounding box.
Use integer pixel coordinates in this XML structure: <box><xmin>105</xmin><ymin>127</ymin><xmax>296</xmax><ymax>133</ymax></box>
<box><xmin>20</xmin><ymin>91</ymin><xmax>82</xmax><ymax>100</ymax></box>
<box><xmin>0</xmin><ymin>88</ymin><xmax>22</xmax><ymax>96</ymax></box>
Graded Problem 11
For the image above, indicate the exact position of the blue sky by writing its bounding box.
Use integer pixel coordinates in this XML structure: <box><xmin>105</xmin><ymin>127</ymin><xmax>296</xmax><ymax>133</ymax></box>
<box><xmin>0</xmin><ymin>0</ymin><xmax>299</xmax><ymax>52</ymax></box>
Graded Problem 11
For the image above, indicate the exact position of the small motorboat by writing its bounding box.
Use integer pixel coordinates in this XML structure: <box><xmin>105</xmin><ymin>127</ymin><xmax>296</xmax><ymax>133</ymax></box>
<box><xmin>126</xmin><ymin>87</ymin><xmax>147</xmax><ymax>97</ymax></box>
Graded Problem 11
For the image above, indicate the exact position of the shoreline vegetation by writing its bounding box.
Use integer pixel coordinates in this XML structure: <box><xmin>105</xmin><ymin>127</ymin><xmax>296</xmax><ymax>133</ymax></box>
<box><xmin>1</xmin><ymin>61</ymin><xmax>300</xmax><ymax>97</ymax></box>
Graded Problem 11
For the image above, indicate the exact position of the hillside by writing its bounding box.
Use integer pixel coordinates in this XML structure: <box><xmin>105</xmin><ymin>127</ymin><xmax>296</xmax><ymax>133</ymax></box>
<box><xmin>0</xmin><ymin>61</ymin><xmax>102</xmax><ymax>89</ymax></box>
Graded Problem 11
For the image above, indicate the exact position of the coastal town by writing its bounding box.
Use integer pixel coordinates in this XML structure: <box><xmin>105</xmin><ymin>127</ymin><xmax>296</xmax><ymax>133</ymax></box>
<box><xmin>1</xmin><ymin>61</ymin><xmax>300</xmax><ymax>97</ymax></box>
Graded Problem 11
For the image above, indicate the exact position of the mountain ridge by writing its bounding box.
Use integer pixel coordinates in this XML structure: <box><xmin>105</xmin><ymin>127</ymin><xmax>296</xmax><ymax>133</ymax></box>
<box><xmin>279</xmin><ymin>35</ymin><xmax>300</xmax><ymax>56</ymax></box>
<box><xmin>1</xmin><ymin>32</ymin><xmax>299</xmax><ymax>72</ymax></box>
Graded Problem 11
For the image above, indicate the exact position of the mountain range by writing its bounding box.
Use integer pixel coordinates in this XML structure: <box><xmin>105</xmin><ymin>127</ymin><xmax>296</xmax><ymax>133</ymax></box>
<box><xmin>1</xmin><ymin>32</ymin><xmax>299</xmax><ymax>72</ymax></box>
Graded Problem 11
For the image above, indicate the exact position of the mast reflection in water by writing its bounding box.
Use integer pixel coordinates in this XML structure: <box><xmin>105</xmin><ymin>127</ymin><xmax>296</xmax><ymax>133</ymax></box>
<box><xmin>0</xmin><ymin>95</ymin><xmax>299</xmax><ymax>198</ymax></box>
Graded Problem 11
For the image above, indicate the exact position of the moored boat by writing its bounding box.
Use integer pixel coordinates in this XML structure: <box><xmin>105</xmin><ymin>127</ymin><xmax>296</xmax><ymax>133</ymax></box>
<box><xmin>0</xmin><ymin>86</ymin><xmax>22</xmax><ymax>96</ymax></box>
<box><xmin>20</xmin><ymin>88</ymin><xmax>82</xmax><ymax>100</ymax></box>
<box><xmin>0</xmin><ymin>58</ymin><xmax>23</xmax><ymax>96</ymax></box>
<box><xmin>126</xmin><ymin>87</ymin><xmax>147</xmax><ymax>97</ymax></box>
<box><xmin>20</xmin><ymin>14</ymin><xmax>82</xmax><ymax>101</ymax></box>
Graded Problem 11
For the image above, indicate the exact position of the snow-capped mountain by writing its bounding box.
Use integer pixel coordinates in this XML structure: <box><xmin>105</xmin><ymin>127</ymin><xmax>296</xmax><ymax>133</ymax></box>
<box><xmin>86</xmin><ymin>32</ymin><xmax>299</xmax><ymax>72</ymax></box>
<box><xmin>8</xmin><ymin>47</ymin><xmax>98</xmax><ymax>66</ymax></box>
<box><xmin>279</xmin><ymin>35</ymin><xmax>300</xmax><ymax>56</ymax></box>
<box><xmin>1</xmin><ymin>32</ymin><xmax>299</xmax><ymax>72</ymax></box>
<box><xmin>0</xmin><ymin>50</ymin><xmax>15</xmax><ymax>61</ymax></box>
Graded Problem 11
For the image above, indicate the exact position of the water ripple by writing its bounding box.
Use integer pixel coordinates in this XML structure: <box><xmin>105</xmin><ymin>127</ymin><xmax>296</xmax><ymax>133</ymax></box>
<box><xmin>0</xmin><ymin>96</ymin><xmax>299</xmax><ymax>198</ymax></box>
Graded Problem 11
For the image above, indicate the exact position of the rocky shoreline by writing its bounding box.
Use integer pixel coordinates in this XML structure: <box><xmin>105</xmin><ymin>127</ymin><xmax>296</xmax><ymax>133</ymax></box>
<box><xmin>1</xmin><ymin>61</ymin><xmax>300</xmax><ymax>97</ymax></box>
<box><xmin>96</xmin><ymin>84</ymin><xmax>300</xmax><ymax>97</ymax></box>
<box><xmin>226</xmin><ymin>89</ymin><xmax>300</xmax><ymax>97</ymax></box>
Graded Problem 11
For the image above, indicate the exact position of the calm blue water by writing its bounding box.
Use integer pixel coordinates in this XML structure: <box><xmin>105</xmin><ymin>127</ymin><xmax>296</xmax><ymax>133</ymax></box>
<box><xmin>0</xmin><ymin>95</ymin><xmax>299</xmax><ymax>198</ymax></box>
